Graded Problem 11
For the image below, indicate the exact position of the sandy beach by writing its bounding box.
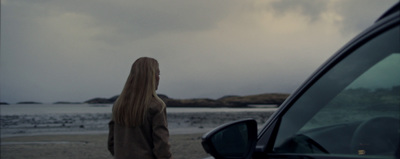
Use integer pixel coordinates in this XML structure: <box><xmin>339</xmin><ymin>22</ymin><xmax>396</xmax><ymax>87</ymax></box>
<box><xmin>1</xmin><ymin>106</ymin><xmax>277</xmax><ymax>159</ymax></box>
<box><xmin>1</xmin><ymin>133</ymin><xmax>209</xmax><ymax>159</ymax></box>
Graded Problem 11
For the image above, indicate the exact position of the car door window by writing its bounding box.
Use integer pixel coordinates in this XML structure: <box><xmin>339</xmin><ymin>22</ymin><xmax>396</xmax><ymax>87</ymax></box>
<box><xmin>272</xmin><ymin>25</ymin><xmax>399</xmax><ymax>158</ymax></box>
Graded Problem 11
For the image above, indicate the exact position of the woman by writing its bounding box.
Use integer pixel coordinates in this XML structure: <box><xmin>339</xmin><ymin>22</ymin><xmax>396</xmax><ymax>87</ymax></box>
<box><xmin>108</xmin><ymin>57</ymin><xmax>172</xmax><ymax>159</ymax></box>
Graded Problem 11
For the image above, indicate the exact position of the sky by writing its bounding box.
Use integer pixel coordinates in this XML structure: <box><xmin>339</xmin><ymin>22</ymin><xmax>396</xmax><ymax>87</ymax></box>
<box><xmin>1</xmin><ymin>0</ymin><xmax>398</xmax><ymax>104</ymax></box>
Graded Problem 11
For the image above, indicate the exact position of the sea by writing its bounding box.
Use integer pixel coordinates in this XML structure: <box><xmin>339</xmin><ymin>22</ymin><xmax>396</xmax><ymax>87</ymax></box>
<box><xmin>0</xmin><ymin>104</ymin><xmax>278</xmax><ymax>115</ymax></box>
<box><xmin>0</xmin><ymin>104</ymin><xmax>278</xmax><ymax>137</ymax></box>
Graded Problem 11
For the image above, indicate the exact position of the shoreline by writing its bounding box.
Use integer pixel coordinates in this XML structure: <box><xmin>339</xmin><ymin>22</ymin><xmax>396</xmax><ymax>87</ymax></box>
<box><xmin>1</xmin><ymin>109</ymin><xmax>276</xmax><ymax>159</ymax></box>
<box><xmin>1</xmin><ymin>127</ymin><xmax>214</xmax><ymax>138</ymax></box>
<box><xmin>1</xmin><ymin>133</ymin><xmax>210</xmax><ymax>159</ymax></box>
<box><xmin>1</xmin><ymin>110</ymin><xmax>276</xmax><ymax>138</ymax></box>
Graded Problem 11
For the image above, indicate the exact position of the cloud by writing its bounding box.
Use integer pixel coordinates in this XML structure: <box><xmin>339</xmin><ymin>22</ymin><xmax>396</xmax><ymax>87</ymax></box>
<box><xmin>1</xmin><ymin>0</ymin><xmax>398</xmax><ymax>103</ymax></box>
<box><xmin>269</xmin><ymin>0</ymin><xmax>398</xmax><ymax>34</ymax></box>
<box><xmin>270</xmin><ymin>0</ymin><xmax>328</xmax><ymax>22</ymax></box>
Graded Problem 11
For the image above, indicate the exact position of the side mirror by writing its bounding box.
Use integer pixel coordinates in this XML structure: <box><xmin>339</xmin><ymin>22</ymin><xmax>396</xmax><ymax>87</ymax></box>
<box><xmin>202</xmin><ymin>118</ymin><xmax>258</xmax><ymax>159</ymax></box>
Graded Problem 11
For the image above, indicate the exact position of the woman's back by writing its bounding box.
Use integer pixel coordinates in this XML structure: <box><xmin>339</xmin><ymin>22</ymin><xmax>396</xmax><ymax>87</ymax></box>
<box><xmin>112</xmin><ymin>97</ymin><xmax>172</xmax><ymax>159</ymax></box>
<box><xmin>108</xmin><ymin>57</ymin><xmax>172</xmax><ymax>159</ymax></box>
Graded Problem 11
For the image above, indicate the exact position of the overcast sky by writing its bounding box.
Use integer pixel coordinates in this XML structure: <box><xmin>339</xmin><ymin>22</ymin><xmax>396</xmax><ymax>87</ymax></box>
<box><xmin>1</xmin><ymin>0</ymin><xmax>398</xmax><ymax>103</ymax></box>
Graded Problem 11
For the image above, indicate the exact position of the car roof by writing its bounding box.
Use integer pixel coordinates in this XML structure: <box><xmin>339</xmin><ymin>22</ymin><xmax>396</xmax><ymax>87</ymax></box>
<box><xmin>376</xmin><ymin>1</ymin><xmax>400</xmax><ymax>22</ymax></box>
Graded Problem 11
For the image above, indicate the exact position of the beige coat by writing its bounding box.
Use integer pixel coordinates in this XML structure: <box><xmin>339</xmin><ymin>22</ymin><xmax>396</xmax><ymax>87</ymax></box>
<box><xmin>108</xmin><ymin>98</ymin><xmax>172</xmax><ymax>159</ymax></box>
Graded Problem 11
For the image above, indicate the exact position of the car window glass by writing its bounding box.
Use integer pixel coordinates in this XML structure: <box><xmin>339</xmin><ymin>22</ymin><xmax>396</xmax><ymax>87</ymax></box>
<box><xmin>272</xmin><ymin>25</ymin><xmax>399</xmax><ymax>158</ymax></box>
<box><xmin>302</xmin><ymin>54</ymin><xmax>400</xmax><ymax>130</ymax></box>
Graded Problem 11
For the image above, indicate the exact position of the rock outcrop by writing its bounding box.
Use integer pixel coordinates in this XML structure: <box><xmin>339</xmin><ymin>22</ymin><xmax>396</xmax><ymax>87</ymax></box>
<box><xmin>53</xmin><ymin>102</ymin><xmax>82</xmax><ymax>104</ymax></box>
<box><xmin>85</xmin><ymin>93</ymin><xmax>289</xmax><ymax>107</ymax></box>
<box><xmin>84</xmin><ymin>97</ymin><xmax>116</xmax><ymax>104</ymax></box>
<box><xmin>16</xmin><ymin>101</ymin><xmax>42</xmax><ymax>104</ymax></box>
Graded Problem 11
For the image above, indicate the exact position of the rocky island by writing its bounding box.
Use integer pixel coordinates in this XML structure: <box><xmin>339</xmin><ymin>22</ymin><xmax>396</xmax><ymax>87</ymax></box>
<box><xmin>53</xmin><ymin>102</ymin><xmax>82</xmax><ymax>104</ymax></box>
<box><xmin>84</xmin><ymin>93</ymin><xmax>289</xmax><ymax>107</ymax></box>
<box><xmin>16</xmin><ymin>101</ymin><xmax>42</xmax><ymax>104</ymax></box>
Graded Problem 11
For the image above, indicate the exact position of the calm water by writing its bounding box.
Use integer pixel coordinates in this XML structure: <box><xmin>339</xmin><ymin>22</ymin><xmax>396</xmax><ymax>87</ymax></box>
<box><xmin>1</xmin><ymin>104</ymin><xmax>277</xmax><ymax>137</ymax></box>
<box><xmin>0</xmin><ymin>104</ymin><xmax>278</xmax><ymax>115</ymax></box>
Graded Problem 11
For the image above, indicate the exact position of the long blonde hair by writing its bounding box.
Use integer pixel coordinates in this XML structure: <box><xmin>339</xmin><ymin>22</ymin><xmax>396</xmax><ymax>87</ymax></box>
<box><xmin>112</xmin><ymin>57</ymin><xmax>166</xmax><ymax>126</ymax></box>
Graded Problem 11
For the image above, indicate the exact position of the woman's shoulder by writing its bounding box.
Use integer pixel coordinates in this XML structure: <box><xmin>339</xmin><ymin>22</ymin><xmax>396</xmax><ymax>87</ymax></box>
<box><xmin>148</xmin><ymin>97</ymin><xmax>165</xmax><ymax>114</ymax></box>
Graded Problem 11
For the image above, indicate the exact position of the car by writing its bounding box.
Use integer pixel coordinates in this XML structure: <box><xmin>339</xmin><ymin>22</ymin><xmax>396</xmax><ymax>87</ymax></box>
<box><xmin>202</xmin><ymin>2</ymin><xmax>400</xmax><ymax>159</ymax></box>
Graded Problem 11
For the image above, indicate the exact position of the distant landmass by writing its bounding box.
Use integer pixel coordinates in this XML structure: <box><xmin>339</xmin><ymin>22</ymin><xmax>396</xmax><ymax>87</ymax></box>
<box><xmin>6</xmin><ymin>86</ymin><xmax>398</xmax><ymax>107</ymax></box>
<box><xmin>53</xmin><ymin>101</ymin><xmax>82</xmax><ymax>104</ymax></box>
<box><xmin>84</xmin><ymin>93</ymin><xmax>290</xmax><ymax>107</ymax></box>
<box><xmin>2</xmin><ymin>93</ymin><xmax>289</xmax><ymax>107</ymax></box>
<box><xmin>16</xmin><ymin>101</ymin><xmax>43</xmax><ymax>104</ymax></box>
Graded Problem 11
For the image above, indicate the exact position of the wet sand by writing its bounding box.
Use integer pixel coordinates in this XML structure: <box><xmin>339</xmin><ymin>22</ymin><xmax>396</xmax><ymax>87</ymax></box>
<box><xmin>1</xmin><ymin>133</ymin><xmax>209</xmax><ymax>159</ymax></box>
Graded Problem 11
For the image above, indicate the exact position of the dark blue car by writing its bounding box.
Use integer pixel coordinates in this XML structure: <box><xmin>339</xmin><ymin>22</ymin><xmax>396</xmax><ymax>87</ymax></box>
<box><xmin>202</xmin><ymin>2</ymin><xmax>400</xmax><ymax>159</ymax></box>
